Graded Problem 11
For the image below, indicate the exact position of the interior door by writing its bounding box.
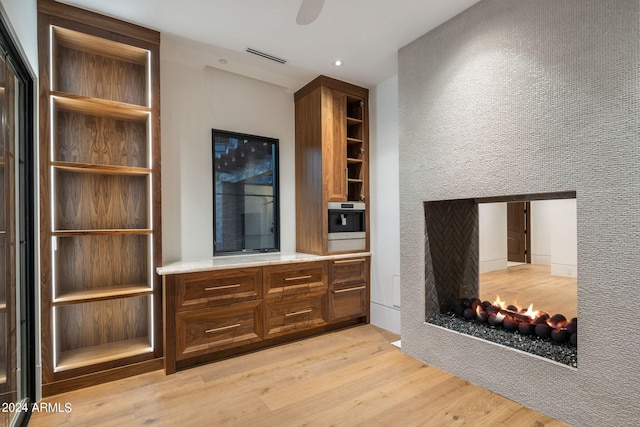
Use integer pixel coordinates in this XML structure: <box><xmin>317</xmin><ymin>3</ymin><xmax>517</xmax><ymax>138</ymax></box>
<box><xmin>507</xmin><ymin>202</ymin><xmax>530</xmax><ymax>263</ymax></box>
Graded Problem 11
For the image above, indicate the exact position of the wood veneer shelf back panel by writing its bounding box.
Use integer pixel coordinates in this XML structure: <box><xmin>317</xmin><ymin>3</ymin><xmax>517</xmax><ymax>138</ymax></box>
<box><xmin>54</xmin><ymin>170</ymin><xmax>148</xmax><ymax>230</ymax></box>
<box><xmin>55</xmin><ymin>296</ymin><xmax>150</xmax><ymax>354</ymax></box>
<box><xmin>53</xmin><ymin>105</ymin><xmax>148</xmax><ymax>169</ymax></box>
<box><xmin>54</xmin><ymin>234</ymin><xmax>149</xmax><ymax>295</ymax></box>
<box><xmin>52</xmin><ymin>27</ymin><xmax>148</xmax><ymax>106</ymax></box>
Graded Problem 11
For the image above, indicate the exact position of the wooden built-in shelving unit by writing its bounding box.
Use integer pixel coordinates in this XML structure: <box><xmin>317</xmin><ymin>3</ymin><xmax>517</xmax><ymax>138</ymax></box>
<box><xmin>294</xmin><ymin>76</ymin><xmax>370</xmax><ymax>254</ymax></box>
<box><xmin>38</xmin><ymin>0</ymin><xmax>162</xmax><ymax>395</ymax></box>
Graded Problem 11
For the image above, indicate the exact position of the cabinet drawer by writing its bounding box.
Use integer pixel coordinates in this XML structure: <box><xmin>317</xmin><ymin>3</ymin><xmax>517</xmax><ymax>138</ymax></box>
<box><xmin>330</xmin><ymin>257</ymin><xmax>368</xmax><ymax>287</ymax></box>
<box><xmin>175</xmin><ymin>301</ymin><xmax>262</xmax><ymax>360</ymax></box>
<box><xmin>329</xmin><ymin>284</ymin><xmax>368</xmax><ymax>322</ymax></box>
<box><xmin>264</xmin><ymin>296</ymin><xmax>326</xmax><ymax>338</ymax></box>
<box><xmin>264</xmin><ymin>262</ymin><xmax>327</xmax><ymax>301</ymax></box>
<box><xmin>175</xmin><ymin>268</ymin><xmax>262</xmax><ymax>310</ymax></box>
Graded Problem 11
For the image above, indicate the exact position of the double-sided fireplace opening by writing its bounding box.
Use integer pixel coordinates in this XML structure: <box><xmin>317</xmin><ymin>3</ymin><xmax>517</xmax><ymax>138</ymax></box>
<box><xmin>424</xmin><ymin>192</ymin><xmax>578</xmax><ymax>367</ymax></box>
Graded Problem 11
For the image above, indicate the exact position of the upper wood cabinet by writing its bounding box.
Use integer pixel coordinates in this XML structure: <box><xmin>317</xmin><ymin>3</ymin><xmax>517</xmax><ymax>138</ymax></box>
<box><xmin>37</xmin><ymin>0</ymin><xmax>162</xmax><ymax>395</ymax></box>
<box><xmin>294</xmin><ymin>76</ymin><xmax>369</xmax><ymax>255</ymax></box>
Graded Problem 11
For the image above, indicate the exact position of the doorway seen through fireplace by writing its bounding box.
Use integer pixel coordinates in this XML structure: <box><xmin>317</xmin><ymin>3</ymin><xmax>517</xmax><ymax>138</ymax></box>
<box><xmin>478</xmin><ymin>199</ymin><xmax>577</xmax><ymax>320</ymax></box>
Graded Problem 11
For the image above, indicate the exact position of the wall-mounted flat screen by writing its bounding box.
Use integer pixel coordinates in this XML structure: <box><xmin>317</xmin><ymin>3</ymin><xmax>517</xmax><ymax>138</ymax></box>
<box><xmin>212</xmin><ymin>129</ymin><xmax>280</xmax><ymax>255</ymax></box>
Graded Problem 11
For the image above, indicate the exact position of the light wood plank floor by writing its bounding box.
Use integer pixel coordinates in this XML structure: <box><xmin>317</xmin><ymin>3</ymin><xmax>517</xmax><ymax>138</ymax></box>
<box><xmin>29</xmin><ymin>325</ymin><xmax>566</xmax><ymax>427</ymax></box>
<box><xmin>480</xmin><ymin>263</ymin><xmax>577</xmax><ymax>320</ymax></box>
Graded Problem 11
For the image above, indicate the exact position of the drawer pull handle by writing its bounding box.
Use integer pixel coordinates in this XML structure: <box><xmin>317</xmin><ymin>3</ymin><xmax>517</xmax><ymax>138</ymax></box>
<box><xmin>284</xmin><ymin>275</ymin><xmax>312</xmax><ymax>281</ymax></box>
<box><xmin>285</xmin><ymin>309</ymin><xmax>312</xmax><ymax>317</ymax></box>
<box><xmin>205</xmin><ymin>324</ymin><xmax>240</xmax><ymax>334</ymax></box>
<box><xmin>332</xmin><ymin>286</ymin><xmax>367</xmax><ymax>294</ymax></box>
<box><xmin>205</xmin><ymin>284</ymin><xmax>241</xmax><ymax>291</ymax></box>
<box><xmin>333</xmin><ymin>258</ymin><xmax>366</xmax><ymax>264</ymax></box>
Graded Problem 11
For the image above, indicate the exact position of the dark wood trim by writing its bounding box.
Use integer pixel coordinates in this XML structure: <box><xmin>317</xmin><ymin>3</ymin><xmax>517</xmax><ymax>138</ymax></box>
<box><xmin>37</xmin><ymin>0</ymin><xmax>160</xmax><ymax>45</ymax></box>
<box><xmin>294</xmin><ymin>75</ymin><xmax>369</xmax><ymax>102</ymax></box>
<box><xmin>51</xmin><ymin>352</ymin><xmax>159</xmax><ymax>382</ymax></box>
<box><xmin>37</xmin><ymin>9</ymin><xmax>54</xmax><ymax>384</ymax></box>
<box><xmin>474</xmin><ymin>191</ymin><xmax>576</xmax><ymax>204</ymax></box>
<box><xmin>163</xmin><ymin>276</ymin><xmax>177</xmax><ymax>375</ymax></box>
<box><xmin>42</xmin><ymin>358</ymin><xmax>163</xmax><ymax>397</ymax></box>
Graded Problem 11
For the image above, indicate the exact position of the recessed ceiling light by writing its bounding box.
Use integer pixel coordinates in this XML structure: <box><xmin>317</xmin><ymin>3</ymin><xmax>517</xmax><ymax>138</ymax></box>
<box><xmin>218</xmin><ymin>58</ymin><xmax>228</xmax><ymax>65</ymax></box>
<box><xmin>334</xmin><ymin>59</ymin><xmax>343</xmax><ymax>67</ymax></box>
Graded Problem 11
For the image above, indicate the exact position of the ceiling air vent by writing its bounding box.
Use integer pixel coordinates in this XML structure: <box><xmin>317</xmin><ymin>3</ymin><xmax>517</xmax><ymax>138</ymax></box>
<box><xmin>246</xmin><ymin>48</ymin><xmax>287</xmax><ymax>64</ymax></box>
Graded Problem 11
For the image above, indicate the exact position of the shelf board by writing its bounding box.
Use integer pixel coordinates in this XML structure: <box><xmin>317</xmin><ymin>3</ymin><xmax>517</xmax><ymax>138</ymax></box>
<box><xmin>52</xmin><ymin>161</ymin><xmax>151</xmax><ymax>176</ymax></box>
<box><xmin>348</xmin><ymin>178</ymin><xmax>364</xmax><ymax>184</ymax></box>
<box><xmin>347</xmin><ymin>158</ymin><xmax>364</xmax><ymax>164</ymax></box>
<box><xmin>55</xmin><ymin>337</ymin><xmax>153</xmax><ymax>373</ymax></box>
<box><xmin>347</xmin><ymin>116</ymin><xmax>363</xmax><ymax>124</ymax></box>
<box><xmin>53</xmin><ymin>26</ymin><xmax>150</xmax><ymax>66</ymax></box>
<box><xmin>347</xmin><ymin>137</ymin><xmax>363</xmax><ymax>144</ymax></box>
<box><xmin>54</xmin><ymin>284</ymin><xmax>152</xmax><ymax>305</ymax></box>
<box><xmin>0</xmin><ymin>302</ymin><xmax>6</xmax><ymax>312</ymax></box>
<box><xmin>52</xmin><ymin>229</ymin><xmax>152</xmax><ymax>237</ymax></box>
<box><xmin>52</xmin><ymin>92</ymin><xmax>151</xmax><ymax>120</ymax></box>
<box><xmin>0</xmin><ymin>362</ymin><xmax>5</xmax><ymax>384</ymax></box>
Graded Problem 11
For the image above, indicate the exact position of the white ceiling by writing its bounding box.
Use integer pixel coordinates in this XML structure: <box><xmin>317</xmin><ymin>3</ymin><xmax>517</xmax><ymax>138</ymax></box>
<box><xmin>58</xmin><ymin>0</ymin><xmax>481</xmax><ymax>91</ymax></box>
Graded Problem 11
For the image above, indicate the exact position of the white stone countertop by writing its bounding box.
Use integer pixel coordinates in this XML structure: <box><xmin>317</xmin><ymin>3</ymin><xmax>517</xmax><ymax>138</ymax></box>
<box><xmin>156</xmin><ymin>252</ymin><xmax>371</xmax><ymax>275</ymax></box>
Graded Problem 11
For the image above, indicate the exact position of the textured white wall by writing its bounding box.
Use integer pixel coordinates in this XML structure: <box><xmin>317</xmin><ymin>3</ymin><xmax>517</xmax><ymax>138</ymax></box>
<box><xmin>398</xmin><ymin>1</ymin><xmax>640</xmax><ymax>425</ymax></box>
<box><xmin>161</xmin><ymin>35</ymin><xmax>296</xmax><ymax>262</ymax></box>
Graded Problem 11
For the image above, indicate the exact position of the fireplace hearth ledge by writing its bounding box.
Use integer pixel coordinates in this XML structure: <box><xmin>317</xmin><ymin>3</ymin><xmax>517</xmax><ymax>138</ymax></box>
<box><xmin>425</xmin><ymin>322</ymin><xmax>577</xmax><ymax>371</ymax></box>
<box><xmin>403</xmin><ymin>322</ymin><xmax>578</xmax><ymax>423</ymax></box>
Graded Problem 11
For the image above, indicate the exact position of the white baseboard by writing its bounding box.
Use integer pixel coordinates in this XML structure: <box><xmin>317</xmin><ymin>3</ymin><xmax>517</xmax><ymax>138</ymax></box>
<box><xmin>370</xmin><ymin>302</ymin><xmax>400</xmax><ymax>334</ymax></box>
<box><xmin>479</xmin><ymin>258</ymin><xmax>508</xmax><ymax>273</ymax></box>
<box><xmin>531</xmin><ymin>255</ymin><xmax>551</xmax><ymax>265</ymax></box>
<box><xmin>551</xmin><ymin>263</ymin><xmax>577</xmax><ymax>278</ymax></box>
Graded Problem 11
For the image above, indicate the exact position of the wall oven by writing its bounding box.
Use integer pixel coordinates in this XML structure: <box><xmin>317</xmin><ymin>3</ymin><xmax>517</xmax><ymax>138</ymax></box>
<box><xmin>327</xmin><ymin>202</ymin><xmax>366</xmax><ymax>252</ymax></box>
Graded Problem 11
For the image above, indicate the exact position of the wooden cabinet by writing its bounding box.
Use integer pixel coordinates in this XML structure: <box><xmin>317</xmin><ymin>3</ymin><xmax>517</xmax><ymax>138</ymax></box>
<box><xmin>328</xmin><ymin>257</ymin><xmax>370</xmax><ymax>322</ymax></box>
<box><xmin>295</xmin><ymin>76</ymin><xmax>369</xmax><ymax>255</ymax></box>
<box><xmin>37</xmin><ymin>0</ymin><xmax>162</xmax><ymax>395</ymax></box>
<box><xmin>175</xmin><ymin>267</ymin><xmax>262</xmax><ymax>310</ymax></box>
<box><xmin>175</xmin><ymin>301</ymin><xmax>262</xmax><ymax>361</ymax></box>
<box><xmin>162</xmin><ymin>256</ymin><xmax>369</xmax><ymax>374</ymax></box>
<box><xmin>263</xmin><ymin>262</ymin><xmax>327</xmax><ymax>338</ymax></box>
<box><xmin>263</xmin><ymin>262</ymin><xmax>326</xmax><ymax>302</ymax></box>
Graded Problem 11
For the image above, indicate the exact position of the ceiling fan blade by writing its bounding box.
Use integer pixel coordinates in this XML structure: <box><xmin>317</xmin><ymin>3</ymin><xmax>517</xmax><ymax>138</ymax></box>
<box><xmin>296</xmin><ymin>0</ymin><xmax>326</xmax><ymax>25</ymax></box>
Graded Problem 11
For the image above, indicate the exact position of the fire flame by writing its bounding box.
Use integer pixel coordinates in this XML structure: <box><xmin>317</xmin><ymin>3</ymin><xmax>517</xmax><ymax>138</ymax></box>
<box><xmin>493</xmin><ymin>295</ymin><xmax>506</xmax><ymax>309</ymax></box>
<box><xmin>523</xmin><ymin>303</ymin><xmax>538</xmax><ymax>320</ymax></box>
